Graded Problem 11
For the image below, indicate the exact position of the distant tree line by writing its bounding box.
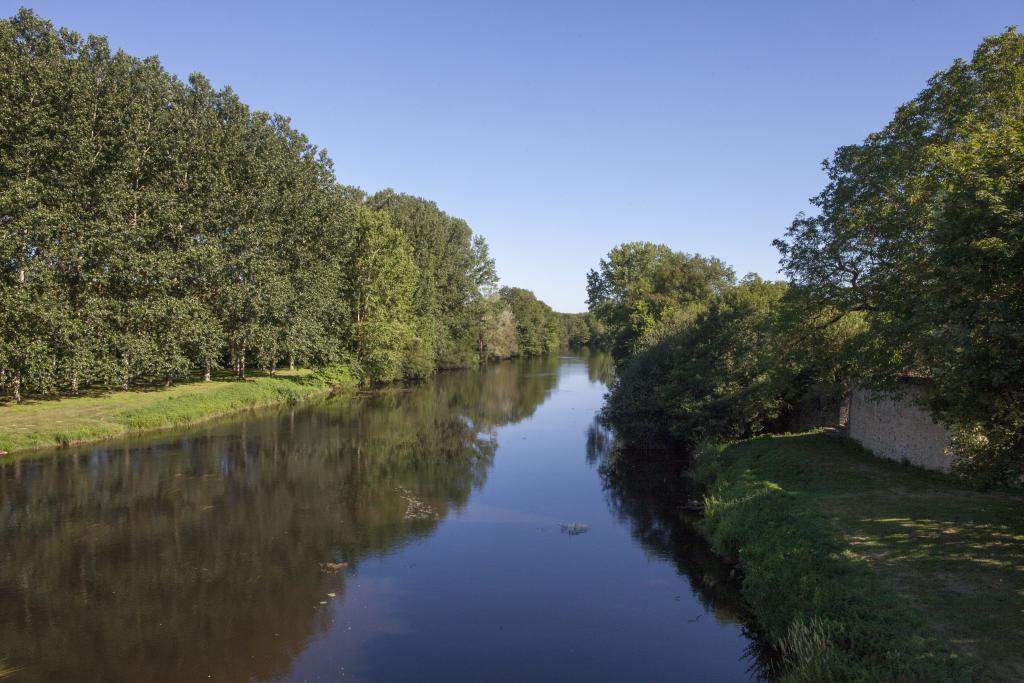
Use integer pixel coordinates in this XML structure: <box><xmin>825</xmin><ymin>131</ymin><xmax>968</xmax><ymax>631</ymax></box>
<box><xmin>595</xmin><ymin>29</ymin><xmax>1024</xmax><ymax>486</ymax></box>
<box><xmin>0</xmin><ymin>9</ymin><xmax>560</xmax><ymax>403</ymax></box>
<box><xmin>558</xmin><ymin>311</ymin><xmax>609</xmax><ymax>349</ymax></box>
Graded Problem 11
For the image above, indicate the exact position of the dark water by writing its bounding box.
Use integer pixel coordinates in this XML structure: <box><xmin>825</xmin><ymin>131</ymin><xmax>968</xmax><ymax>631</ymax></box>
<box><xmin>0</xmin><ymin>352</ymin><xmax>768</xmax><ymax>682</ymax></box>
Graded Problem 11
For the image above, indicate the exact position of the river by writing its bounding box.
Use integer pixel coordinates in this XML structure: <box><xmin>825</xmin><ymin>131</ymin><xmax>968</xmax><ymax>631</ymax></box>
<box><xmin>0</xmin><ymin>352</ymin><xmax>769</xmax><ymax>682</ymax></box>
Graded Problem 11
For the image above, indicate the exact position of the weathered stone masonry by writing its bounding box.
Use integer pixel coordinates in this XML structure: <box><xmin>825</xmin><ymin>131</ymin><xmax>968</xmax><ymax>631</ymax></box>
<box><xmin>847</xmin><ymin>382</ymin><xmax>953</xmax><ymax>472</ymax></box>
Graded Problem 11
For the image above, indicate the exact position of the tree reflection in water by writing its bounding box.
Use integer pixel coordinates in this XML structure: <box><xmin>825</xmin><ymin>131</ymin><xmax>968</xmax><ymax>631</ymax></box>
<box><xmin>586</xmin><ymin>418</ymin><xmax>779</xmax><ymax>681</ymax></box>
<box><xmin>579</xmin><ymin>346</ymin><xmax>616</xmax><ymax>386</ymax></box>
<box><xmin>0</xmin><ymin>358</ymin><xmax>559</xmax><ymax>683</ymax></box>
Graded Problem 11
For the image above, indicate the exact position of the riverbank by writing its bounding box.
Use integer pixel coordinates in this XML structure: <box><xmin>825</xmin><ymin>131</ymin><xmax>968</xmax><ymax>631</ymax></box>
<box><xmin>692</xmin><ymin>433</ymin><xmax>1024</xmax><ymax>682</ymax></box>
<box><xmin>0</xmin><ymin>371</ymin><xmax>348</xmax><ymax>456</ymax></box>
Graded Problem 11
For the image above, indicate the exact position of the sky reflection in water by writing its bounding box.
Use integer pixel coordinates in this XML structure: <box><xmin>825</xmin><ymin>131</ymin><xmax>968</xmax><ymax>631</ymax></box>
<box><xmin>0</xmin><ymin>352</ymin><xmax>767</xmax><ymax>682</ymax></box>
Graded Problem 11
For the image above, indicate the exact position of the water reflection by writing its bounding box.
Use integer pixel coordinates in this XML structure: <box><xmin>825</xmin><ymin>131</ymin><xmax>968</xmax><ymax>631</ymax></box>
<box><xmin>586</xmin><ymin>419</ymin><xmax>777</xmax><ymax>680</ymax></box>
<box><xmin>578</xmin><ymin>346</ymin><xmax>616</xmax><ymax>386</ymax></box>
<box><xmin>0</xmin><ymin>355</ymin><xmax>772</xmax><ymax>682</ymax></box>
<box><xmin>0</xmin><ymin>358</ymin><xmax>559</xmax><ymax>683</ymax></box>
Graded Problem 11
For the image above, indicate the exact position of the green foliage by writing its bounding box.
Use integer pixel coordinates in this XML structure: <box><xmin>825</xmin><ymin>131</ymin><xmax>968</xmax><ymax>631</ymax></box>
<box><xmin>0</xmin><ymin>9</ymin><xmax>559</xmax><ymax>405</ymax></box>
<box><xmin>480</xmin><ymin>297</ymin><xmax>519</xmax><ymax>360</ymax></box>
<box><xmin>344</xmin><ymin>207</ymin><xmax>419</xmax><ymax>383</ymax></box>
<box><xmin>586</xmin><ymin>242</ymin><xmax>734</xmax><ymax>358</ymax></box>
<box><xmin>365</xmin><ymin>190</ymin><xmax>499</xmax><ymax>370</ymax></box>
<box><xmin>604</xmin><ymin>277</ymin><xmax>858</xmax><ymax>446</ymax></box>
<box><xmin>601</xmin><ymin>31</ymin><xmax>1023</xmax><ymax>483</ymax></box>
<box><xmin>774</xmin><ymin>29</ymin><xmax>1024</xmax><ymax>485</ymax></box>
<box><xmin>693</xmin><ymin>437</ymin><xmax>974</xmax><ymax>682</ymax></box>
<box><xmin>310</xmin><ymin>358</ymin><xmax>364</xmax><ymax>392</ymax></box>
<box><xmin>558</xmin><ymin>311</ymin><xmax>609</xmax><ymax>349</ymax></box>
<box><xmin>498</xmin><ymin>286</ymin><xmax>562</xmax><ymax>357</ymax></box>
<box><xmin>949</xmin><ymin>422</ymin><xmax>1024</xmax><ymax>489</ymax></box>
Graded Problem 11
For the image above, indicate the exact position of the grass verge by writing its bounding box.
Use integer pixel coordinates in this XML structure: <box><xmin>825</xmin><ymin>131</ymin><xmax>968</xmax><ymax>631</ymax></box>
<box><xmin>0</xmin><ymin>370</ymin><xmax>354</xmax><ymax>455</ymax></box>
<box><xmin>692</xmin><ymin>433</ymin><xmax>1024</xmax><ymax>682</ymax></box>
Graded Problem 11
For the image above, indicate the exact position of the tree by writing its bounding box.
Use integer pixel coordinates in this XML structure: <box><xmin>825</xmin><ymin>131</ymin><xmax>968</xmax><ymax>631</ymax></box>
<box><xmin>774</xmin><ymin>29</ymin><xmax>1024</xmax><ymax>484</ymax></box>
<box><xmin>586</xmin><ymin>242</ymin><xmax>735</xmax><ymax>358</ymax></box>
<box><xmin>603</xmin><ymin>277</ymin><xmax>790</xmax><ymax>445</ymax></box>
<box><xmin>365</xmin><ymin>190</ymin><xmax>497</xmax><ymax>369</ymax></box>
<box><xmin>498</xmin><ymin>287</ymin><xmax>561</xmax><ymax>357</ymax></box>
<box><xmin>344</xmin><ymin>207</ymin><xmax>418</xmax><ymax>383</ymax></box>
<box><xmin>0</xmin><ymin>8</ymin><xmax>555</xmax><ymax>404</ymax></box>
<box><xmin>0</xmin><ymin>10</ymin><xmax>71</xmax><ymax>400</ymax></box>
<box><xmin>480</xmin><ymin>298</ymin><xmax>518</xmax><ymax>360</ymax></box>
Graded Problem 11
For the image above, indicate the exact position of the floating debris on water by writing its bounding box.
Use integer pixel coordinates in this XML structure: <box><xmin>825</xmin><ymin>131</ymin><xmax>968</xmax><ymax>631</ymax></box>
<box><xmin>320</xmin><ymin>562</ymin><xmax>349</xmax><ymax>573</ymax></box>
<box><xmin>560</xmin><ymin>522</ymin><xmax>589</xmax><ymax>535</ymax></box>
<box><xmin>327</xmin><ymin>592</ymin><xmax>336</xmax><ymax>598</ymax></box>
<box><xmin>397</xmin><ymin>486</ymin><xmax>437</xmax><ymax>520</ymax></box>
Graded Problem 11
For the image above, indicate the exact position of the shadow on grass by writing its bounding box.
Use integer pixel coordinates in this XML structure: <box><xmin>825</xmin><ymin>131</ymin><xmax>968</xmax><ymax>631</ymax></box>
<box><xmin>713</xmin><ymin>433</ymin><xmax>1024</xmax><ymax>680</ymax></box>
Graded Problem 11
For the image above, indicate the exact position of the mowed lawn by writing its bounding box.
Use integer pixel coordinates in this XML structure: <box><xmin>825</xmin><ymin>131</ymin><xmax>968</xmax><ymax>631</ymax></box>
<box><xmin>731</xmin><ymin>434</ymin><xmax>1024</xmax><ymax>680</ymax></box>
<box><xmin>0</xmin><ymin>371</ymin><xmax>322</xmax><ymax>455</ymax></box>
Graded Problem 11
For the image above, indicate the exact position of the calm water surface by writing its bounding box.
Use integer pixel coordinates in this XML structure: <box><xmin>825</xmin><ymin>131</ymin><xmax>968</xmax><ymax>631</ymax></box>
<box><xmin>0</xmin><ymin>352</ymin><xmax>768</xmax><ymax>682</ymax></box>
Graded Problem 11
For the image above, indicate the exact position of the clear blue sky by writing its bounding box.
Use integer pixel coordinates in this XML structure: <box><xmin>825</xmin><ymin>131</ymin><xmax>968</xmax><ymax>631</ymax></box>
<box><xmin>18</xmin><ymin>0</ymin><xmax>1023</xmax><ymax>311</ymax></box>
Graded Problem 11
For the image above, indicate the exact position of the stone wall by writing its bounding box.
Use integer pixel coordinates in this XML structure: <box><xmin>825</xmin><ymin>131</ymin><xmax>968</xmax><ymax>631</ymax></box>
<box><xmin>847</xmin><ymin>383</ymin><xmax>953</xmax><ymax>472</ymax></box>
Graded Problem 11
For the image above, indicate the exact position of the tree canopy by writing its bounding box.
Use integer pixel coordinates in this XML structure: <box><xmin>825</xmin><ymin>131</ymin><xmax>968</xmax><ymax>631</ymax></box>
<box><xmin>602</xmin><ymin>275</ymin><xmax>860</xmax><ymax>446</ymax></box>
<box><xmin>498</xmin><ymin>287</ymin><xmax>561</xmax><ymax>358</ymax></box>
<box><xmin>596</xmin><ymin>30</ymin><xmax>1023</xmax><ymax>485</ymax></box>
<box><xmin>774</xmin><ymin>28</ymin><xmax>1024</xmax><ymax>485</ymax></box>
<box><xmin>586</xmin><ymin>242</ymin><xmax>734</xmax><ymax>358</ymax></box>
<box><xmin>0</xmin><ymin>9</ymin><xmax>560</xmax><ymax>403</ymax></box>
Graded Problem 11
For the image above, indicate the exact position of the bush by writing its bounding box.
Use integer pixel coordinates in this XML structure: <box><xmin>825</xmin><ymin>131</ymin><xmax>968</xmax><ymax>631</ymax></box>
<box><xmin>311</xmin><ymin>358</ymin><xmax>364</xmax><ymax>391</ymax></box>
<box><xmin>950</xmin><ymin>424</ymin><xmax>1024</xmax><ymax>490</ymax></box>
<box><xmin>604</xmin><ymin>278</ymin><xmax>796</xmax><ymax>446</ymax></box>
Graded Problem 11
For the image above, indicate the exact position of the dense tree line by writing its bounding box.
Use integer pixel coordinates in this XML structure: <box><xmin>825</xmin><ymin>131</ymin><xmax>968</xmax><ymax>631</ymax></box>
<box><xmin>599</xmin><ymin>30</ymin><xmax>1023</xmax><ymax>485</ymax></box>
<box><xmin>593</xmin><ymin>248</ymin><xmax>857</xmax><ymax>448</ymax></box>
<box><xmin>558</xmin><ymin>311</ymin><xmax>609</xmax><ymax>349</ymax></box>
<box><xmin>497</xmin><ymin>286</ymin><xmax>561</xmax><ymax>357</ymax></box>
<box><xmin>0</xmin><ymin>10</ymin><xmax>560</xmax><ymax>403</ymax></box>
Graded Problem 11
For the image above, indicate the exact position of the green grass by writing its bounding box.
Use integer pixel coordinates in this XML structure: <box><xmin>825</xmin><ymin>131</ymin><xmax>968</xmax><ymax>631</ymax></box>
<box><xmin>692</xmin><ymin>433</ymin><xmax>1024</xmax><ymax>682</ymax></box>
<box><xmin>0</xmin><ymin>370</ymin><xmax>346</xmax><ymax>455</ymax></box>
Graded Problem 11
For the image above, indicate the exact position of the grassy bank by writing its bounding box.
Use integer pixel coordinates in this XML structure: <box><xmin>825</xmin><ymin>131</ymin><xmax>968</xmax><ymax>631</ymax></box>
<box><xmin>0</xmin><ymin>370</ymin><xmax>349</xmax><ymax>455</ymax></box>
<box><xmin>692</xmin><ymin>433</ymin><xmax>1024</xmax><ymax>682</ymax></box>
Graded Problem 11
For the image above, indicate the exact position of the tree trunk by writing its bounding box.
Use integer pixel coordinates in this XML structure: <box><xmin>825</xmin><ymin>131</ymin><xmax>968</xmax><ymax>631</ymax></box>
<box><xmin>122</xmin><ymin>354</ymin><xmax>130</xmax><ymax>391</ymax></box>
<box><xmin>239</xmin><ymin>351</ymin><xmax>246</xmax><ymax>380</ymax></box>
<box><xmin>203</xmin><ymin>359</ymin><xmax>211</xmax><ymax>382</ymax></box>
<box><xmin>164</xmin><ymin>376</ymin><xmax>172</xmax><ymax>388</ymax></box>
<box><xmin>12</xmin><ymin>373</ymin><xmax>22</xmax><ymax>404</ymax></box>
<box><xmin>288</xmin><ymin>354</ymin><xmax>295</xmax><ymax>372</ymax></box>
<box><xmin>71</xmin><ymin>369</ymin><xmax>79</xmax><ymax>395</ymax></box>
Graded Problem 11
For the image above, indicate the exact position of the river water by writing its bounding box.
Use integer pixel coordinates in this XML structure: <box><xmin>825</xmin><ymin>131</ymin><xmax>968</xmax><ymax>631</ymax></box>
<box><xmin>0</xmin><ymin>352</ymin><xmax>769</xmax><ymax>682</ymax></box>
